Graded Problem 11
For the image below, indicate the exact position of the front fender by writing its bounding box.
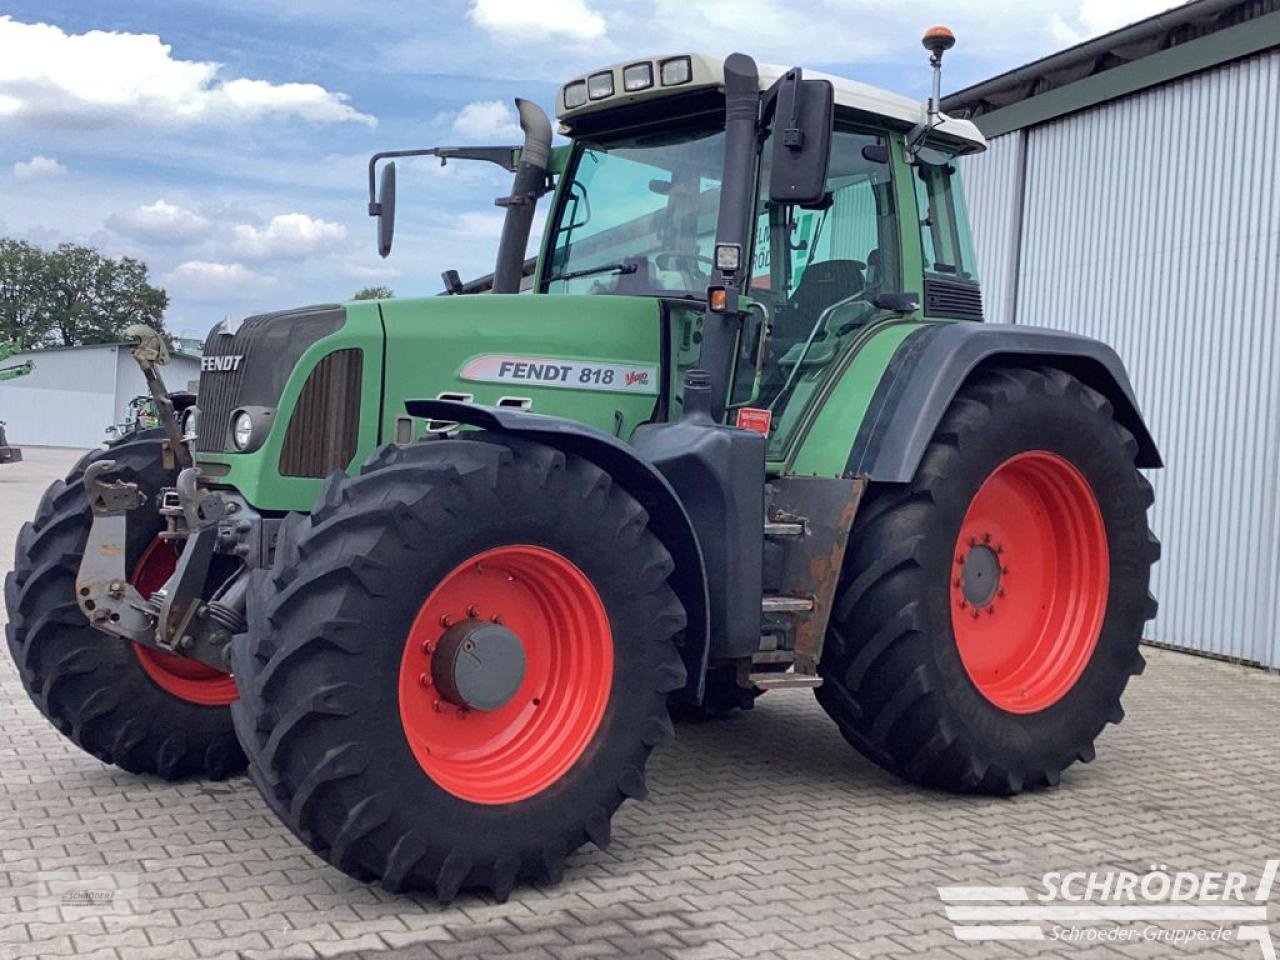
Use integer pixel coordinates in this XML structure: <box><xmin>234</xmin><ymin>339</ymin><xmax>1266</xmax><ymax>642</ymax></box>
<box><xmin>844</xmin><ymin>322</ymin><xmax>1162</xmax><ymax>482</ymax></box>
<box><xmin>404</xmin><ymin>399</ymin><xmax>711</xmax><ymax>704</ymax></box>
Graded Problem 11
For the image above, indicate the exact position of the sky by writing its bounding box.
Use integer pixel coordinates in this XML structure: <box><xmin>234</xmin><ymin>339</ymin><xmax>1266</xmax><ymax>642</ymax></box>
<box><xmin>0</xmin><ymin>0</ymin><xmax>1186</xmax><ymax>341</ymax></box>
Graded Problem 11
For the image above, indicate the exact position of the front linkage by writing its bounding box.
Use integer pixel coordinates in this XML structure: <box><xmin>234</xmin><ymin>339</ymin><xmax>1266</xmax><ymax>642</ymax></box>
<box><xmin>75</xmin><ymin>327</ymin><xmax>274</xmax><ymax>673</ymax></box>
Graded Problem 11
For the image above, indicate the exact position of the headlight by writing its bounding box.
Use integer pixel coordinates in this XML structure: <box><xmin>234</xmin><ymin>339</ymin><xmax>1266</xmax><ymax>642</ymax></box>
<box><xmin>232</xmin><ymin>411</ymin><xmax>254</xmax><ymax>451</ymax></box>
<box><xmin>623</xmin><ymin>62</ymin><xmax>654</xmax><ymax>92</ymax></box>
<box><xmin>563</xmin><ymin>80</ymin><xmax>587</xmax><ymax>109</ymax></box>
<box><xmin>660</xmin><ymin>56</ymin><xmax>692</xmax><ymax>87</ymax></box>
<box><xmin>587</xmin><ymin>71</ymin><xmax>614</xmax><ymax>100</ymax></box>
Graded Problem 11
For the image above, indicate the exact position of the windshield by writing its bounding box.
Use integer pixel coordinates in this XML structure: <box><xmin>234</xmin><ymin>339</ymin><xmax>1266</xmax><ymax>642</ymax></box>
<box><xmin>543</xmin><ymin>124</ymin><xmax>725</xmax><ymax>297</ymax></box>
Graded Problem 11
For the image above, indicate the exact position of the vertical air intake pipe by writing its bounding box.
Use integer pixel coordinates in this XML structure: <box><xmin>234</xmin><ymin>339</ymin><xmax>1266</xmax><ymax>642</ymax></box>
<box><xmin>492</xmin><ymin>99</ymin><xmax>553</xmax><ymax>294</ymax></box>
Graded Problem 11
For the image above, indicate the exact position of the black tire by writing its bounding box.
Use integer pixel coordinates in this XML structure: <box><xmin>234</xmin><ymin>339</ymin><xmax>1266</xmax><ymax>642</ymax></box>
<box><xmin>816</xmin><ymin>366</ymin><xmax>1158</xmax><ymax>794</ymax></box>
<box><xmin>3</xmin><ymin>431</ymin><xmax>245</xmax><ymax>780</ymax></box>
<box><xmin>230</xmin><ymin>436</ymin><xmax>687</xmax><ymax>901</ymax></box>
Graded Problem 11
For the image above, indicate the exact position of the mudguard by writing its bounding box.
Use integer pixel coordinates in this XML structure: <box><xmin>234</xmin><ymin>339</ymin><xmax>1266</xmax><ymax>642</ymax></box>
<box><xmin>845</xmin><ymin>322</ymin><xmax>1162</xmax><ymax>481</ymax></box>
<box><xmin>404</xmin><ymin>399</ymin><xmax>711</xmax><ymax>703</ymax></box>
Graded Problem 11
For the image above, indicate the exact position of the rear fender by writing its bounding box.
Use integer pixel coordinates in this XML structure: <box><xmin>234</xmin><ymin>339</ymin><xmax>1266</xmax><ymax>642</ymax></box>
<box><xmin>404</xmin><ymin>399</ymin><xmax>711</xmax><ymax>703</ymax></box>
<box><xmin>845</xmin><ymin>322</ymin><xmax>1162</xmax><ymax>481</ymax></box>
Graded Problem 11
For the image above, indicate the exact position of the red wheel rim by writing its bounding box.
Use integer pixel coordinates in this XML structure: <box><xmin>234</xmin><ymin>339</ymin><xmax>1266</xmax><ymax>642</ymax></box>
<box><xmin>950</xmin><ymin>451</ymin><xmax>1109</xmax><ymax>713</ymax></box>
<box><xmin>398</xmin><ymin>545</ymin><xmax>613</xmax><ymax>805</ymax></box>
<box><xmin>130</xmin><ymin>539</ymin><xmax>238</xmax><ymax>707</ymax></box>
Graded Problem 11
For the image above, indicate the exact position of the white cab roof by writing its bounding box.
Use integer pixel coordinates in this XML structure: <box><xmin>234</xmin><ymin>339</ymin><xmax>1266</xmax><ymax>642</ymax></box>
<box><xmin>557</xmin><ymin>52</ymin><xmax>985</xmax><ymax>153</ymax></box>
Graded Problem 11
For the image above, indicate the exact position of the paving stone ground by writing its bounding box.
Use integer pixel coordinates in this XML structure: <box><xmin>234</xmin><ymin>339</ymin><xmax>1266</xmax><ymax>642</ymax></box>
<box><xmin>1</xmin><ymin>446</ymin><xmax>1276</xmax><ymax>960</ymax></box>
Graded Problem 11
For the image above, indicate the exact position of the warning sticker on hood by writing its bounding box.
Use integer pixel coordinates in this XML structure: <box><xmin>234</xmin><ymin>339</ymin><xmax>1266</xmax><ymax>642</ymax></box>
<box><xmin>459</xmin><ymin>356</ymin><xmax>660</xmax><ymax>395</ymax></box>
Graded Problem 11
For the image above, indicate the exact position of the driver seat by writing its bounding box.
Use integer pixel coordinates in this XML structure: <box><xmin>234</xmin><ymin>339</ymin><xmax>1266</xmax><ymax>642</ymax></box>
<box><xmin>775</xmin><ymin>258</ymin><xmax>866</xmax><ymax>343</ymax></box>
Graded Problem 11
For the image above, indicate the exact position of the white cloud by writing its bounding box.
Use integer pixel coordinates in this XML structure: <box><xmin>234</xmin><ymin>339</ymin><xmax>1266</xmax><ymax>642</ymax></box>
<box><xmin>1076</xmin><ymin>0</ymin><xmax>1186</xmax><ymax>35</ymax></box>
<box><xmin>449</xmin><ymin>100</ymin><xmax>522</xmax><ymax>141</ymax></box>
<box><xmin>0</xmin><ymin>15</ymin><xmax>374</xmax><ymax>129</ymax></box>
<box><xmin>231</xmin><ymin>213</ymin><xmax>347</xmax><ymax>260</ymax></box>
<box><xmin>107</xmin><ymin>200</ymin><xmax>210</xmax><ymax>245</ymax></box>
<box><xmin>165</xmin><ymin>260</ymin><xmax>275</xmax><ymax>299</ymax></box>
<box><xmin>469</xmin><ymin>0</ymin><xmax>606</xmax><ymax>40</ymax></box>
<box><xmin>1051</xmin><ymin>0</ymin><xmax>1188</xmax><ymax>45</ymax></box>
<box><xmin>12</xmin><ymin>155</ymin><xmax>66</xmax><ymax>179</ymax></box>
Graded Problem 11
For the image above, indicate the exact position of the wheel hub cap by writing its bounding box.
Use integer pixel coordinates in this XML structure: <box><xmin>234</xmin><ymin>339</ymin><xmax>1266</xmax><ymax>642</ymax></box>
<box><xmin>431</xmin><ymin>619</ymin><xmax>526</xmax><ymax>711</ymax></box>
<box><xmin>960</xmin><ymin>543</ymin><xmax>1002</xmax><ymax>608</ymax></box>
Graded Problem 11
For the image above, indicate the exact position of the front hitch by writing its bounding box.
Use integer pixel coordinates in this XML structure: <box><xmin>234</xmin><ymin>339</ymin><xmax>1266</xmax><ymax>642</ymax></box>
<box><xmin>76</xmin><ymin>461</ymin><xmax>238</xmax><ymax>671</ymax></box>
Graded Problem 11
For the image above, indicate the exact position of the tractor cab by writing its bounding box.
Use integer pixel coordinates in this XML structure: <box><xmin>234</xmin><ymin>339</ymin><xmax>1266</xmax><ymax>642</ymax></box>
<box><xmin>372</xmin><ymin>49</ymin><xmax>986</xmax><ymax>462</ymax></box>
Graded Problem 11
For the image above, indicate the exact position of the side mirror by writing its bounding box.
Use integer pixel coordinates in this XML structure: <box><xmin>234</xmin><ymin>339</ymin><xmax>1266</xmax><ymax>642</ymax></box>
<box><xmin>376</xmin><ymin>162</ymin><xmax>397</xmax><ymax>258</ymax></box>
<box><xmin>769</xmin><ymin>72</ymin><xmax>834</xmax><ymax>207</ymax></box>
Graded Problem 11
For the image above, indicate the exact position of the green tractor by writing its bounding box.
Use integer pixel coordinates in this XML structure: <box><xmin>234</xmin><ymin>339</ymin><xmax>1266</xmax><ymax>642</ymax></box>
<box><xmin>5</xmin><ymin>31</ymin><xmax>1159</xmax><ymax>901</ymax></box>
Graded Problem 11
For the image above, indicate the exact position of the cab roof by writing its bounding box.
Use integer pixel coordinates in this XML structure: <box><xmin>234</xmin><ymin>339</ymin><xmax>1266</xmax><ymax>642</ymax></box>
<box><xmin>556</xmin><ymin>52</ymin><xmax>986</xmax><ymax>154</ymax></box>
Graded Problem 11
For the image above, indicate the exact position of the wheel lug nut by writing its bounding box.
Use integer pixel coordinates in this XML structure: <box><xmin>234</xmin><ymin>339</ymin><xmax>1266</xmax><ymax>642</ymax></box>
<box><xmin>968</xmin><ymin>536</ymin><xmax>978</xmax><ymax>547</ymax></box>
<box><xmin>418</xmin><ymin>672</ymin><xmax>431</xmax><ymax>688</ymax></box>
<box><xmin>953</xmin><ymin>577</ymin><xmax>962</xmax><ymax>588</ymax></box>
<box><xmin>491</xmin><ymin>614</ymin><xmax>503</xmax><ymax>624</ymax></box>
<box><xmin>433</xmin><ymin>700</ymin><xmax>442</xmax><ymax>712</ymax></box>
<box><xmin>982</xmin><ymin>532</ymin><xmax>991</xmax><ymax>544</ymax></box>
<box><xmin>440</xmin><ymin>614</ymin><xmax>453</xmax><ymax>628</ymax></box>
<box><xmin>971</xmin><ymin>609</ymin><xmax>980</xmax><ymax>619</ymax></box>
<box><xmin>958</xmin><ymin>600</ymin><xmax>967</xmax><ymax>609</ymax></box>
<box><xmin>987</xmin><ymin>606</ymin><xmax>996</xmax><ymax>615</ymax></box>
<box><xmin>1001</xmin><ymin>566</ymin><xmax>1010</xmax><ymax>575</ymax></box>
<box><xmin>956</xmin><ymin>555</ymin><xmax>965</xmax><ymax>565</ymax></box>
<box><xmin>997</xmin><ymin>588</ymin><xmax>1006</xmax><ymax>598</ymax></box>
<box><xmin>466</xmin><ymin>604</ymin><xmax>479</xmax><ymax>618</ymax></box>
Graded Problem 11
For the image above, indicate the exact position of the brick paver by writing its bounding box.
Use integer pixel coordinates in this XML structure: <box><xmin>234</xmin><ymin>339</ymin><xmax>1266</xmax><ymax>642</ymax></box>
<box><xmin>1</xmin><ymin>447</ymin><xmax>1276</xmax><ymax>959</ymax></box>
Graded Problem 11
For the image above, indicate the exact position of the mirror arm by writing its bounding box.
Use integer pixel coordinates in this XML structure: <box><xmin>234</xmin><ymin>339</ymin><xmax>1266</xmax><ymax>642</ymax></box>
<box><xmin>366</xmin><ymin>146</ymin><xmax>519</xmax><ymax>213</ymax></box>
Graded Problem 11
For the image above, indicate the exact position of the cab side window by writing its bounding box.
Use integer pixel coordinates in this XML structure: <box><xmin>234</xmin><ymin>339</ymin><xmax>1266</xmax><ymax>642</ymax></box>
<box><xmin>751</xmin><ymin>129</ymin><xmax>898</xmax><ymax>347</ymax></box>
<box><xmin>731</xmin><ymin>127</ymin><xmax>899</xmax><ymax>449</ymax></box>
<box><xmin>913</xmin><ymin>147</ymin><xmax>982</xmax><ymax>319</ymax></box>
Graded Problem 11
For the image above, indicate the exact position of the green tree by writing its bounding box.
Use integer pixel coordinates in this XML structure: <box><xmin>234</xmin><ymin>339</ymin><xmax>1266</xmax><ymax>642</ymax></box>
<box><xmin>0</xmin><ymin>238</ymin><xmax>168</xmax><ymax>348</ymax></box>
<box><xmin>352</xmin><ymin>285</ymin><xmax>394</xmax><ymax>301</ymax></box>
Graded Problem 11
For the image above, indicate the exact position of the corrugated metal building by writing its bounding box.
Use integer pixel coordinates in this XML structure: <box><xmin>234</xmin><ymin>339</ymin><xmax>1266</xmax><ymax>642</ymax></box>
<box><xmin>945</xmin><ymin>0</ymin><xmax>1280</xmax><ymax>668</ymax></box>
<box><xmin>0</xmin><ymin>344</ymin><xmax>200</xmax><ymax>448</ymax></box>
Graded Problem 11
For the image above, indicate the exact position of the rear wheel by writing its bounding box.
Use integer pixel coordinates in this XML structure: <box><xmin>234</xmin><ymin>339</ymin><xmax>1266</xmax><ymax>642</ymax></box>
<box><xmin>816</xmin><ymin>366</ymin><xmax>1158</xmax><ymax>794</ymax></box>
<box><xmin>231</xmin><ymin>437</ymin><xmax>686</xmax><ymax>900</ymax></box>
<box><xmin>3</xmin><ymin>431</ymin><xmax>243</xmax><ymax>779</ymax></box>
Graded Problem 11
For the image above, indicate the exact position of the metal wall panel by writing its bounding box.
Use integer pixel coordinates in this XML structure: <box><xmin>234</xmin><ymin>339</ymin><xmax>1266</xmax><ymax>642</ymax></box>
<box><xmin>959</xmin><ymin>131</ymin><xmax>1024</xmax><ymax>325</ymax></box>
<box><xmin>968</xmin><ymin>49</ymin><xmax>1280</xmax><ymax>666</ymax></box>
<box><xmin>0</xmin><ymin>347</ymin><xmax>118</xmax><ymax>447</ymax></box>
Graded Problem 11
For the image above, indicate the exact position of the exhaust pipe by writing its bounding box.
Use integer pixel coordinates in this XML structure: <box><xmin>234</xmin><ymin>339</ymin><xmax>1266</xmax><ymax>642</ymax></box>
<box><xmin>492</xmin><ymin>99</ymin><xmax>552</xmax><ymax>294</ymax></box>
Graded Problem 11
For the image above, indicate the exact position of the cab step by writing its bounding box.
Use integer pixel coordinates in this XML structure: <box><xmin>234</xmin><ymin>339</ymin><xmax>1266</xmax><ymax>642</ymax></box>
<box><xmin>749</xmin><ymin>671</ymin><xmax>823</xmax><ymax>690</ymax></box>
<box><xmin>764</xmin><ymin>520</ymin><xmax>806</xmax><ymax>538</ymax></box>
<box><xmin>761</xmin><ymin>595</ymin><xmax>814</xmax><ymax>614</ymax></box>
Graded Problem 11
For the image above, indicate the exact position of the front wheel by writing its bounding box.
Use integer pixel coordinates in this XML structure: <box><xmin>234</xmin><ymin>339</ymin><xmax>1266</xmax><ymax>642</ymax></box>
<box><xmin>816</xmin><ymin>366</ymin><xmax>1159</xmax><ymax>794</ymax></box>
<box><xmin>231</xmin><ymin>437</ymin><xmax>686</xmax><ymax>900</ymax></box>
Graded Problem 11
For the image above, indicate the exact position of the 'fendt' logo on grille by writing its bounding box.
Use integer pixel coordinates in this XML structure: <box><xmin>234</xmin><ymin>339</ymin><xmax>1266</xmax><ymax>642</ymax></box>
<box><xmin>202</xmin><ymin>355</ymin><xmax>244</xmax><ymax>373</ymax></box>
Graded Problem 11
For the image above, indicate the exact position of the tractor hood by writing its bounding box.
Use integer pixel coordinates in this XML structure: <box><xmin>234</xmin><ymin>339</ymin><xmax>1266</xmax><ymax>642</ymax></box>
<box><xmin>195</xmin><ymin>293</ymin><xmax>667</xmax><ymax>513</ymax></box>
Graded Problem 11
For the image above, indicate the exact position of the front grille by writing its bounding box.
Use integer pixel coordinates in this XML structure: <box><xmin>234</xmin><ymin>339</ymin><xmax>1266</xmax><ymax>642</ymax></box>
<box><xmin>196</xmin><ymin>304</ymin><xmax>343</xmax><ymax>453</ymax></box>
<box><xmin>924</xmin><ymin>276</ymin><xmax>984</xmax><ymax>321</ymax></box>
<box><xmin>278</xmin><ymin>349</ymin><xmax>363</xmax><ymax>477</ymax></box>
